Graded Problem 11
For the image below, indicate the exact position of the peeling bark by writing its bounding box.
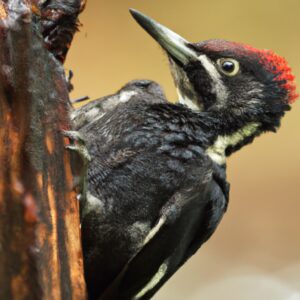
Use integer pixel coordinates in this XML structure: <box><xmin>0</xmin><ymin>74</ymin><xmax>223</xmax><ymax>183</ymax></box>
<box><xmin>0</xmin><ymin>0</ymin><xmax>87</xmax><ymax>299</ymax></box>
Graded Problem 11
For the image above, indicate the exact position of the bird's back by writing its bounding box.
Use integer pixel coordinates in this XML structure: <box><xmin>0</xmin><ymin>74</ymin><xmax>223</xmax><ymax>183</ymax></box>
<box><xmin>76</xmin><ymin>81</ymin><xmax>229</xmax><ymax>299</ymax></box>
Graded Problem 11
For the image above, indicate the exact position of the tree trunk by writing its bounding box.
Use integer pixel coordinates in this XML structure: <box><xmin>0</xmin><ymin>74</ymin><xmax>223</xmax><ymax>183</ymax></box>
<box><xmin>0</xmin><ymin>0</ymin><xmax>87</xmax><ymax>299</ymax></box>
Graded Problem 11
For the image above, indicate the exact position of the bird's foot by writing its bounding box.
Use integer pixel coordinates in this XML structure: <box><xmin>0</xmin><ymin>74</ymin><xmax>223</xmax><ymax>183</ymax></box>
<box><xmin>63</xmin><ymin>130</ymin><xmax>90</xmax><ymax>207</ymax></box>
<box><xmin>64</xmin><ymin>130</ymin><xmax>91</xmax><ymax>161</ymax></box>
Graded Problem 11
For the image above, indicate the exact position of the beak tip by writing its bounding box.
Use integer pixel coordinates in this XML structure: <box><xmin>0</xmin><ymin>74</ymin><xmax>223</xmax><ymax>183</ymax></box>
<box><xmin>128</xmin><ymin>9</ymin><xmax>196</xmax><ymax>65</ymax></box>
<box><xmin>129</xmin><ymin>8</ymin><xmax>154</xmax><ymax>36</ymax></box>
<box><xmin>128</xmin><ymin>8</ymin><xmax>136</xmax><ymax>16</ymax></box>
<box><xmin>129</xmin><ymin>8</ymin><xmax>142</xmax><ymax>22</ymax></box>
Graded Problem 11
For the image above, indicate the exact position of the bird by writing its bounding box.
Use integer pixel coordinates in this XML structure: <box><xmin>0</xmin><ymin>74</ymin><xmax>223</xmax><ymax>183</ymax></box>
<box><xmin>72</xmin><ymin>79</ymin><xmax>167</xmax><ymax>130</ymax></box>
<box><xmin>72</xmin><ymin>9</ymin><xmax>298</xmax><ymax>300</ymax></box>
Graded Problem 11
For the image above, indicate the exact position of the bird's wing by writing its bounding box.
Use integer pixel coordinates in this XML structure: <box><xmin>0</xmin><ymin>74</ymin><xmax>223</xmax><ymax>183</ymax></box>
<box><xmin>71</xmin><ymin>92</ymin><xmax>122</xmax><ymax>130</ymax></box>
<box><xmin>98</xmin><ymin>159</ymin><xmax>229</xmax><ymax>300</ymax></box>
<box><xmin>71</xmin><ymin>80</ymin><xmax>167</xmax><ymax>130</ymax></box>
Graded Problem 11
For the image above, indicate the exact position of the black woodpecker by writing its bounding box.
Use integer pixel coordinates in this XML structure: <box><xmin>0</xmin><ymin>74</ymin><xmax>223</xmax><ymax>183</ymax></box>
<box><xmin>72</xmin><ymin>9</ymin><xmax>298</xmax><ymax>300</ymax></box>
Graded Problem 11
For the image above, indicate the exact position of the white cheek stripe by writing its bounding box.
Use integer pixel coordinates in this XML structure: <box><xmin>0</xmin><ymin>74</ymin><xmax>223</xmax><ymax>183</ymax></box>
<box><xmin>197</xmin><ymin>54</ymin><xmax>229</xmax><ymax>103</ymax></box>
<box><xmin>206</xmin><ymin>123</ymin><xmax>260</xmax><ymax>165</ymax></box>
<box><xmin>177</xmin><ymin>88</ymin><xmax>202</xmax><ymax>111</ymax></box>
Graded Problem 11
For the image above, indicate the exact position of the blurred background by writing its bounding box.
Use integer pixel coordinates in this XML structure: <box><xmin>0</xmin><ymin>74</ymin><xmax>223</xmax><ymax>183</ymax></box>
<box><xmin>66</xmin><ymin>1</ymin><xmax>300</xmax><ymax>299</ymax></box>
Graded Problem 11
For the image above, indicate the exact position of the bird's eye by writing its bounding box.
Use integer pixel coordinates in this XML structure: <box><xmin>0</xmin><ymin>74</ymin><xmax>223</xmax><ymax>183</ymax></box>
<box><xmin>217</xmin><ymin>58</ymin><xmax>240</xmax><ymax>77</ymax></box>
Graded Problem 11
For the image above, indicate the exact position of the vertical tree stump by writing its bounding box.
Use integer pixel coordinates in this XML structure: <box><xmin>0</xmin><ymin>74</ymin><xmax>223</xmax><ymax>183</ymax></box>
<box><xmin>0</xmin><ymin>0</ymin><xmax>87</xmax><ymax>299</ymax></box>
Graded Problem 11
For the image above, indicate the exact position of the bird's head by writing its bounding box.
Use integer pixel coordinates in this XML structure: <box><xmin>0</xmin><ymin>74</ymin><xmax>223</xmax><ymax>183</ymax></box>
<box><xmin>130</xmin><ymin>9</ymin><xmax>298</xmax><ymax>136</ymax></box>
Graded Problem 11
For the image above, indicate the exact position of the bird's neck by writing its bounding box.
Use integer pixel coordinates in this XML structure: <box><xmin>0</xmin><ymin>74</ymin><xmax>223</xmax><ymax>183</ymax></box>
<box><xmin>191</xmin><ymin>110</ymin><xmax>261</xmax><ymax>165</ymax></box>
<box><xmin>205</xmin><ymin>122</ymin><xmax>260</xmax><ymax>164</ymax></box>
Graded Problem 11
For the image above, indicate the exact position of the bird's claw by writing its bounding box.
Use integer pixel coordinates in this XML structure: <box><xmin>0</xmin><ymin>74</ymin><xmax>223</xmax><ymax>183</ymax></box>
<box><xmin>63</xmin><ymin>130</ymin><xmax>90</xmax><ymax>208</ymax></box>
<box><xmin>63</xmin><ymin>130</ymin><xmax>91</xmax><ymax>162</ymax></box>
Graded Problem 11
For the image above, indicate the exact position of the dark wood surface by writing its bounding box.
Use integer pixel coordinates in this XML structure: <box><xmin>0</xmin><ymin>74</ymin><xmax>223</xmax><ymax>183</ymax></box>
<box><xmin>0</xmin><ymin>1</ymin><xmax>87</xmax><ymax>299</ymax></box>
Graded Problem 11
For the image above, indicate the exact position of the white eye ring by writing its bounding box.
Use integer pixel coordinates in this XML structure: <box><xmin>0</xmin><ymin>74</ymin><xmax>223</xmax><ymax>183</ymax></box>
<box><xmin>217</xmin><ymin>58</ymin><xmax>240</xmax><ymax>77</ymax></box>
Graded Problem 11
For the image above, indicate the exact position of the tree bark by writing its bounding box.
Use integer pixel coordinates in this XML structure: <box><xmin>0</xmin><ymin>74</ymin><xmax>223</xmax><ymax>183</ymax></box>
<box><xmin>0</xmin><ymin>0</ymin><xmax>87</xmax><ymax>299</ymax></box>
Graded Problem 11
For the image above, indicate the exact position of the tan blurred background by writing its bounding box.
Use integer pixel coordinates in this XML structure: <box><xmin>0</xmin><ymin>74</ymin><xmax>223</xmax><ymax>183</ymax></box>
<box><xmin>66</xmin><ymin>1</ymin><xmax>300</xmax><ymax>299</ymax></box>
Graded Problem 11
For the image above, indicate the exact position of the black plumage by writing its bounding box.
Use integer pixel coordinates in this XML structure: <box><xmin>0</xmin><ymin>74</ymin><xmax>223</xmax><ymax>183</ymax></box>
<box><xmin>72</xmin><ymin>9</ymin><xmax>297</xmax><ymax>300</ymax></box>
<box><xmin>74</xmin><ymin>81</ymin><xmax>229</xmax><ymax>300</ymax></box>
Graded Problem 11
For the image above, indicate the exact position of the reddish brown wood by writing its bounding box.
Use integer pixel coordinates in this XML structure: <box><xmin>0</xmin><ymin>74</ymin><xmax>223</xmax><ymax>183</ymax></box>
<box><xmin>0</xmin><ymin>1</ymin><xmax>87</xmax><ymax>299</ymax></box>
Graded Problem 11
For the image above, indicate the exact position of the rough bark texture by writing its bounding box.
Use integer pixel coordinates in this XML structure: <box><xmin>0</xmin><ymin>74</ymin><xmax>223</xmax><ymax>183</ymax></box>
<box><xmin>0</xmin><ymin>0</ymin><xmax>87</xmax><ymax>299</ymax></box>
<box><xmin>40</xmin><ymin>0</ymin><xmax>87</xmax><ymax>62</ymax></box>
